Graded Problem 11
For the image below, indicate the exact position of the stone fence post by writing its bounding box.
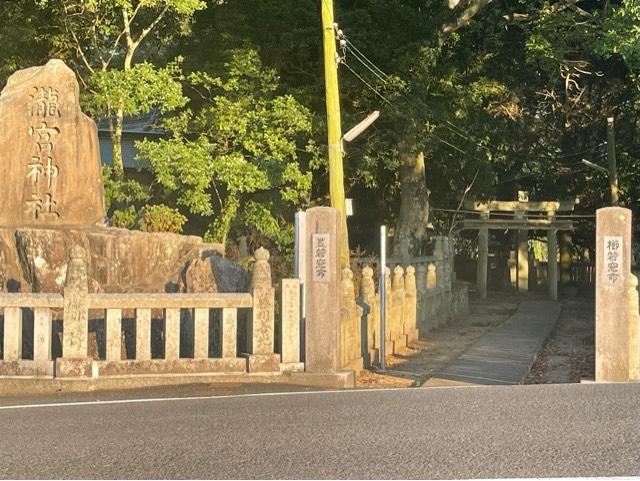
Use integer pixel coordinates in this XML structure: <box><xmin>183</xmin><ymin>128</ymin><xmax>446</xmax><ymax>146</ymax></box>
<box><xmin>57</xmin><ymin>245</ymin><xmax>92</xmax><ymax>378</ymax></box>
<box><xmin>595</xmin><ymin>207</ymin><xmax>640</xmax><ymax>382</ymax></box>
<box><xmin>304</xmin><ymin>207</ymin><xmax>341</xmax><ymax>373</ymax></box>
<box><xmin>247</xmin><ymin>247</ymin><xmax>279</xmax><ymax>372</ymax></box>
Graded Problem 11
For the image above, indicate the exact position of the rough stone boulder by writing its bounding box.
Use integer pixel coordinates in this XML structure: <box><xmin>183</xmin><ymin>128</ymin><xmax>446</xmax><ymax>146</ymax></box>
<box><xmin>0</xmin><ymin>226</ymin><xmax>246</xmax><ymax>294</ymax></box>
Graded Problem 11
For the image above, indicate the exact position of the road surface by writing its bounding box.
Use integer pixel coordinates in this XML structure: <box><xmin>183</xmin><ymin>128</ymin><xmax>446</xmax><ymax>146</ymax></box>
<box><xmin>0</xmin><ymin>383</ymin><xmax>638</xmax><ymax>479</ymax></box>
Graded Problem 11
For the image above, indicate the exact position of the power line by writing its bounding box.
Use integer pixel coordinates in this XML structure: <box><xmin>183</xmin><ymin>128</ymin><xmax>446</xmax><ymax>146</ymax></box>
<box><xmin>340</xmin><ymin>59</ymin><xmax>392</xmax><ymax>105</ymax></box>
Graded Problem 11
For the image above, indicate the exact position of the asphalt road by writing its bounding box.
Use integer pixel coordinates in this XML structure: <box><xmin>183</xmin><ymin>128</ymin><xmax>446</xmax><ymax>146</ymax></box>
<box><xmin>0</xmin><ymin>383</ymin><xmax>639</xmax><ymax>479</ymax></box>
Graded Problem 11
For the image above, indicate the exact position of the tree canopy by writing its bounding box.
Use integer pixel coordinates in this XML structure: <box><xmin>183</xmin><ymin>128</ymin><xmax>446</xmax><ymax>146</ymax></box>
<box><xmin>1</xmin><ymin>0</ymin><xmax>639</xmax><ymax>261</ymax></box>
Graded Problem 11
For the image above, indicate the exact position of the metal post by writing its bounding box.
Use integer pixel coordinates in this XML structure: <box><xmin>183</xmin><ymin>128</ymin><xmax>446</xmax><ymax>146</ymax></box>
<box><xmin>379</xmin><ymin>225</ymin><xmax>387</xmax><ymax>371</ymax></box>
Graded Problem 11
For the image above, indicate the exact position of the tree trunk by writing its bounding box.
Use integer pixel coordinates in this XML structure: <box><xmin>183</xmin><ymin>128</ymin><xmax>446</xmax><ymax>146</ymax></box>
<box><xmin>112</xmin><ymin>106</ymin><xmax>125</xmax><ymax>177</ymax></box>
<box><xmin>392</xmin><ymin>145</ymin><xmax>430</xmax><ymax>261</ymax></box>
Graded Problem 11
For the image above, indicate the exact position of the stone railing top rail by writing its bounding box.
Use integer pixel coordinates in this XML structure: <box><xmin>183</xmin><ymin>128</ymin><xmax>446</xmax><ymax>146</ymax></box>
<box><xmin>0</xmin><ymin>292</ymin><xmax>253</xmax><ymax>309</ymax></box>
<box><xmin>87</xmin><ymin>293</ymin><xmax>253</xmax><ymax>309</ymax></box>
<box><xmin>354</xmin><ymin>255</ymin><xmax>440</xmax><ymax>265</ymax></box>
<box><xmin>0</xmin><ymin>293</ymin><xmax>64</xmax><ymax>308</ymax></box>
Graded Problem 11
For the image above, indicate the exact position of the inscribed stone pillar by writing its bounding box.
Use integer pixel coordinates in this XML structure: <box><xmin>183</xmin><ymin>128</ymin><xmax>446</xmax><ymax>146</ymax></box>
<box><xmin>58</xmin><ymin>245</ymin><xmax>92</xmax><ymax>377</ymax></box>
<box><xmin>247</xmin><ymin>247</ymin><xmax>279</xmax><ymax>372</ymax></box>
<box><xmin>304</xmin><ymin>207</ymin><xmax>341</xmax><ymax>373</ymax></box>
<box><xmin>547</xmin><ymin>229</ymin><xmax>559</xmax><ymax>301</ymax></box>
<box><xmin>595</xmin><ymin>207</ymin><xmax>640</xmax><ymax>382</ymax></box>
<box><xmin>517</xmin><ymin>229</ymin><xmax>529</xmax><ymax>292</ymax></box>
<box><xmin>280</xmin><ymin>278</ymin><xmax>301</xmax><ymax>364</ymax></box>
<box><xmin>0</xmin><ymin>60</ymin><xmax>104</xmax><ymax>226</ymax></box>
<box><xmin>477</xmin><ymin>227</ymin><xmax>489</xmax><ymax>299</ymax></box>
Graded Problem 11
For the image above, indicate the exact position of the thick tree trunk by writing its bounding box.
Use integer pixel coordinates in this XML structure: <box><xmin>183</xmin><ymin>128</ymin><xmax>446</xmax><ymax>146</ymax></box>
<box><xmin>392</xmin><ymin>145</ymin><xmax>430</xmax><ymax>261</ymax></box>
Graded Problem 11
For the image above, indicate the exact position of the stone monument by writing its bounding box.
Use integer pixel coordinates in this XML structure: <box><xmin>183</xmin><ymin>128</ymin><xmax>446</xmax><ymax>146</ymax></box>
<box><xmin>0</xmin><ymin>59</ymin><xmax>105</xmax><ymax>226</ymax></box>
<box><xmin>595</xmin><ymin>207</ymin><xmax>640</xmax><ymax>383</ymax></box>
<box><xmin>304</xmin><ymin>207</ymin><xmax>341</xmax><ymax>372</ymax></box>
<box><xmin>0</xmin><ymin>60</ymin><xmax>246</xmax><ymax>296</ymax></box>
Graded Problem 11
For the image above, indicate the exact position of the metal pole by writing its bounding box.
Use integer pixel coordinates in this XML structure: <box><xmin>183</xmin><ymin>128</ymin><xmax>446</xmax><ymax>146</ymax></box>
<box><xmin>379</xmin><ymin>225</ymin><xmax>387</xmax><ymax>371</ymax></box>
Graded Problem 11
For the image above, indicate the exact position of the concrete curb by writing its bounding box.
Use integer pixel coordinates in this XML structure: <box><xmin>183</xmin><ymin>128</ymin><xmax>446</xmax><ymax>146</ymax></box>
<box><xmin>0</xmin><ymin>370</ymin><xmax>356</xmax><ymax>397</ymax></box>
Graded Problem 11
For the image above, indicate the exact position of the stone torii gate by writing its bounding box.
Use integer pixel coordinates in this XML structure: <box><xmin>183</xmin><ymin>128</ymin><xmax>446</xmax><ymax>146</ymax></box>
<box><xmin>461</xmin><ymin>192</ymin><xmax>577</xmax><ymax>300</ymax></box>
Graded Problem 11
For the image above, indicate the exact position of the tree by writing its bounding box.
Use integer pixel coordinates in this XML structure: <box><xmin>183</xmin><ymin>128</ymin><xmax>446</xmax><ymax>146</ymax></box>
<box><xmin>38</xmin><ymin>0</ymin><xmax>207</xmax><ymax>176</ymax></box>
<box><xmin>137</xmin><ymin>50</ymin><xmax>315</xmax><ymax>248</ymax></box>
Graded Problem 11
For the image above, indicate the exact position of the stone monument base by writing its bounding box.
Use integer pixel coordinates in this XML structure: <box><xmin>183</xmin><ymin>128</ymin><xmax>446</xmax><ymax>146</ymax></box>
<box><xmin>0</xmin><ymin>226</ymin><xmax>245</xmax><ymax>295</ymax></box>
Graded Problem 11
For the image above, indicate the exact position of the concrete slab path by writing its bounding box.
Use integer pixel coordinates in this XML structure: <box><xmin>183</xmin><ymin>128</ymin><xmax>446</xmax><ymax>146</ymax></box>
<box><xmin>424</xmin><ymin>300</ymin><xmax>561</xmax><ymax>387</ymax></box>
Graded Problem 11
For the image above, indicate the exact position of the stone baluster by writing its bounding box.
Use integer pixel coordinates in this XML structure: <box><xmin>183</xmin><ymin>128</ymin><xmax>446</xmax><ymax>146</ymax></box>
<box><xmin>33</xmin><ymin>307</ymin><xmax>52</xmax><ymax>362</ymax></box>
<box><xmin>427</xmin><ymin>263</ymin><xmax>437</xmax><ymax>289</ymax></box>
<box><xmin>415</xmin><ymin>263</ymin><xmax>427</xmax><ymax>333</ymax></box>
<box><xmin>136</xmin><ymin>308</ymin><xmax>151</xmax><ymax>360</ymax></box>
<box><xmin>384</xmin><ymin>266</ymin><xmax>393</xmax><ymax>355</ymax></box>
<box><xmin>222</xmin><ymin>308</ymin><xmax>238</xmax><ymax>359</ymax></box>
<box><xmin>247</xmin><ymin>247</ymin><xmax>279</xmax><ymax>372</ymax></box>
<box><xmin>105</xmin><ymin>308</ymin><xmax>122</xmax><ymax>361</ymax></box>
<box><xmin>193</xmin><ymin>308</ymin><xmax>209</xmax><ymax>359</ymax></box>
<box><xmin>3</xmin><ymin>307</ymin><xmax>22</xmax><ymax>360</ymax></box>
<box><xmin>165</xmin><ymin>308</ymin><xmax>180</xmax><ymax>360</ymax></box>
<box><xmin>58</xmin><ymin>245</ymin><xmax>92</xmax><ymax>377</ymax></box>
<box><xmin>442</xmin><ymin>237</ymin><xmax>452</xmax><ymax>291</ymax></box>
<box><xmin>359</xmin><ymin>265</ymin><xmax>376</xmax><ymax>365</ymax></box>
<box><xmin>449</xmin><ymin>237</ymin><xmax>456</xmax><ymax>284</ymax></box>
<box><xmin>340</xmin><ymin>267</ymin><xmax>363</xmax><ymax>371</ymax></box>
<box><xmin>433</xmin><ymin>238</ymin><xmax>445</xmax><ymax>289</ymax></box>
<box><xmin>391</xmin><ymin>265</ymin><xmax>406</xmax><ymax>352</ymax></box>
<box><xmin>403</xmin><ymin>266</ymin><xmax>419</xmax><ymax>343</ymax></box>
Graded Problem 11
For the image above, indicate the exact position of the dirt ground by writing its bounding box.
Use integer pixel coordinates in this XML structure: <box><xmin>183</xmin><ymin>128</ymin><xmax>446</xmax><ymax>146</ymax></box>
<box><xmin>356</xmin><ymin>291</ymin><xmax>520</xmax><ymax>388</ymax></box>
<box><xmin>525</xmin><ymin>296</ymin><xmax>595</xmax><ymax>384</ymax></box>
<box><xmin>356</xmin><ymin>291</ymin><xmax>596</xmax><ymax>389</ymax></box>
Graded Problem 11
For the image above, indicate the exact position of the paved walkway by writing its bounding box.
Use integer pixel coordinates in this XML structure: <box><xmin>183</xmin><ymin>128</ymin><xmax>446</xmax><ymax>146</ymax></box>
<box><xmin>424</xmin><ymin>300</ymin><xmax>561</xmax><ymax>387</ymax></box>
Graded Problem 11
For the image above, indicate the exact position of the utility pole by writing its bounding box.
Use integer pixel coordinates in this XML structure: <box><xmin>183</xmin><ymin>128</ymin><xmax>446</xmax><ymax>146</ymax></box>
<box><xmin>607</xmin><ymin>116</ymin><xmax>619</xmax><ymax>206</ymax></box>
<box><xmin>321</xmin><ymin>0</ymin><xmax>349</xmax><ymax>268</ymax></box>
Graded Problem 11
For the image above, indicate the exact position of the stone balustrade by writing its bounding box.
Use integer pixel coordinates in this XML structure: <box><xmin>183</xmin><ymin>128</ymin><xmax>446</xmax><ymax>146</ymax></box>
<box><xmin>0</xmin><ymin>245</ymin><xmax>287</xmax><ymax>379</ymax></box>
<box><xmin>353</xmin><ymin>236</ymin><xmax>470</xmax><ymax>367</ymax></box>
<box><xmin>0</xmin><ymin>293</ymin><xmax>62</xmax><ymax>377</ymax></box>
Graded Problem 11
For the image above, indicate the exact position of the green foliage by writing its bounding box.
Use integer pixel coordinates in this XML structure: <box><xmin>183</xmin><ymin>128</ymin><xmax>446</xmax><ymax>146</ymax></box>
<box><xmin>102</xmin><ymin>166</ymin><xmax>150</xmax><ymax>212</ymax></box>
<box><xmin>598</xmin><ymin>0</ymin><xmax>640</xmax><ymax>70</ymax></box>
<box><xmin>110</xmin><ymin>206</ymin><xmax>138</xmax><ymax>229</ymax></box>
<box><xmin>137</xmin><ymin>50</ymin><xmax>314</xmax><ymax>247</ymax></box>
<box><xmin>84</xmin><ymin>60</ymin><xmax>188</xmax><ymax>118</ymax></box>
<box><xmin>137</xmin><ymin>204</ymin><xmax>187</xmax><ymax>233</ymax></box>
